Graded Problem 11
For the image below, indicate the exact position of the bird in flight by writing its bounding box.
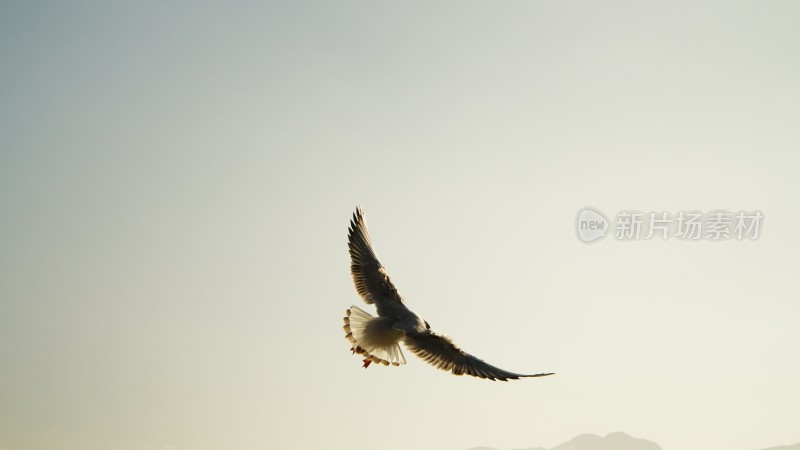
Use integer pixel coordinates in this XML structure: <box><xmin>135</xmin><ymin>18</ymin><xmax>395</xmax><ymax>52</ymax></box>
<box><xmin>343</xmin><ymin>206</ymin><xmax>554</xmax><ymax>381</ymax></box>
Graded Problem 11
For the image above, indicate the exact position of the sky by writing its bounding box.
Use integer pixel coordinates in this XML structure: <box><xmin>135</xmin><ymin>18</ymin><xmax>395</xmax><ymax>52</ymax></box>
<box><xmin>1</xmin><ymin>2</ymin><xmax>799</xmax><ymax>450</ymax></box>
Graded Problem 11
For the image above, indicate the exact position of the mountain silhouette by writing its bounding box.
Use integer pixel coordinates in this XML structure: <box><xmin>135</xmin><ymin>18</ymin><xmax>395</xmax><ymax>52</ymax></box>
<box><xmin>550</xmin><ymin>432</ymin><xmax>661</xmax><ymax>450</ymax></box>
<box><xmin>468</xmin><ymin>432</ymin><xmax>660</xmax><ymax>450</ymax></box>
<box><xmin>756</xmin><ymin>444</ymin><xmax>800</xmax><ymax>450</ymax></box>
<box><xmin>468</xmin><ymin>433</ymin><xmax>800</xmax><ymax>450</ymax></box>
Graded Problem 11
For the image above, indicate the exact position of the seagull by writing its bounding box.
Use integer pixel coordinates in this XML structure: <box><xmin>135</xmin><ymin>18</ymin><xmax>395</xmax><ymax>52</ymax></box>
<box><xmin>343</xmin><ymin>206</ymin><xmax>554</xmax><ymax>381</ymax></box>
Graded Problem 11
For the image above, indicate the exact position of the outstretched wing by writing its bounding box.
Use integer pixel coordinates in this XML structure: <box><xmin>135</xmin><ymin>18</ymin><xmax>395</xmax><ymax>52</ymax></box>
<box><xmin>403</xmin><ymin>331</ymin><xmax>554</xmax><ymax>381</ymax></box>
<box><xmin>348</xmin><ymin>207</ymin><xmax>402</xmax><ymax>306</ymax></box>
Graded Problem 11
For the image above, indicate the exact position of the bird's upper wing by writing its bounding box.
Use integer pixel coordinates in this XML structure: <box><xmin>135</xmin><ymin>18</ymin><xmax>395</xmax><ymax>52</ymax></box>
<box><xmin>348</xmin><ymin>207</ymin><xmax>402</xmax><ymax>305</ymax></box>
<box><xmin>403</xmin><ymin>330</ymin><xmax>554</xmax><ymax>381</ymax></box>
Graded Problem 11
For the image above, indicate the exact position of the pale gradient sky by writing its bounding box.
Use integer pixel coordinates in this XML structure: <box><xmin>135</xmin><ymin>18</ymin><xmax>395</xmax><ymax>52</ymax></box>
<box><xmin>1</xmin><ymin>2</ymin><xmax>799</xmax><ymax>450</ymax></box>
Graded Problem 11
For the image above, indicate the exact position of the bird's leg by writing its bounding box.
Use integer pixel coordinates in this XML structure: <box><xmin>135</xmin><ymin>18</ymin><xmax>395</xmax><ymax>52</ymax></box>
<box><xmin>350</xmin><ymin>345</ymin><xmax>371</xmax><ymax>367</ymax></box>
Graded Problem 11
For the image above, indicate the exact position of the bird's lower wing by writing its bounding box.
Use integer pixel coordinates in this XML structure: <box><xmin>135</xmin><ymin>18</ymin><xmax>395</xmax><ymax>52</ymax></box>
<box><xmin>403</xmin><ymin>331</ymin><xmax>554</xmax><ymax>381</ymax></box>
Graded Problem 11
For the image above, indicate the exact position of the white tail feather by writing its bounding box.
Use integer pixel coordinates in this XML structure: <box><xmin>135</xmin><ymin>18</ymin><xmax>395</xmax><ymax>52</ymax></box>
<box><xmin>343</xmin><ymin>306</ymin><xmax>406</xmax><ymax>366</ymax></box>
